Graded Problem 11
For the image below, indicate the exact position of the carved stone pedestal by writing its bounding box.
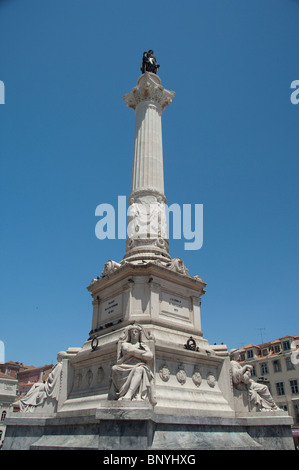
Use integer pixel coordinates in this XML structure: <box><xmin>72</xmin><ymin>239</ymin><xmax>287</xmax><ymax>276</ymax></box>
<box><xmin>3</xmin><ymin>261</ymin><xmax>294</xmax><ymax>450</ymax></box>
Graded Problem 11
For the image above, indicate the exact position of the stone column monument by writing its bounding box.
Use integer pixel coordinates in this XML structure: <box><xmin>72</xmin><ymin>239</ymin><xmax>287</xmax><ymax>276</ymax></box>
<box><xmin>123</xmin><ymin>71</ymin><xmax>174</xmax><ymax>263</ymax></box>
<box><xmin>3</xmin><ymin>51</ymin><xmax>294</xmax><ymax>450</ymax></box>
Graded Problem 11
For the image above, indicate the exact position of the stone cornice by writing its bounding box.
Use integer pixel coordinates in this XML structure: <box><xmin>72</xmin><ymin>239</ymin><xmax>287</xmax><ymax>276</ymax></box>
<box><xmin>87</xmin><ymin>260</ymin><xmax>206</xmax><ymax>296</ymax></box>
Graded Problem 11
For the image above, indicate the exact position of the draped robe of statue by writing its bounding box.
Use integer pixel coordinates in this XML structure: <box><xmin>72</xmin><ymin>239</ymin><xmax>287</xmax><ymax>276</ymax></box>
<box><xmin>230</xmin><ymin>360</ymin><xmax>279</xmax><ymax>411</ymax></box>
<box><xmin>109</xmin><ymin>327</ymin><xmax>155</xmax><ymax>402</ymax></box>
<box><xmin>16</xmin><ymin>353</ymin><xmax>65</xmax><ymax>412</ymax></box>
<box><xmin>18</xmin><ymin>382</ymin><xmax>47</xmax><ymax>412</ymax></box>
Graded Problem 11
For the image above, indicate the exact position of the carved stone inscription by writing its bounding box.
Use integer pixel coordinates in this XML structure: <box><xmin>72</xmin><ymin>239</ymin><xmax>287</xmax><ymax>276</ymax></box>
<box><xmin>101</xmin><ymin>294</ymin><xmax>122</xmax><ymax>322</ymax></box>
<box><xmin>160</xmin><ymin>292</ymin><xmax>191</xmax><ymax>322</ymax></box>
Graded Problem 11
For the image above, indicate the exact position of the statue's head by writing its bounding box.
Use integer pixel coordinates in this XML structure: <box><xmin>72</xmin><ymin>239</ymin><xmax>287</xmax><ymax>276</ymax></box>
<box><xmin>127</xmin><ymin>325</ymin><xmax>142</xmax><ymax>343</ymax></box>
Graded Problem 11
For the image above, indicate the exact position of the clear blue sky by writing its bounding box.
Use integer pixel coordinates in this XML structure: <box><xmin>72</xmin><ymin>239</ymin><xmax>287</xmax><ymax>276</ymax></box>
<box><xmin>0</xmin><ymin>0</ymin><xmax>298</xmax><ymax>366</ymax></box>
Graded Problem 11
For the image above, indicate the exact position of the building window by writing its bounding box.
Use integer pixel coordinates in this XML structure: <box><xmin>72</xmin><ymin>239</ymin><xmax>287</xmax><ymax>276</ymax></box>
<box><xmin>274</xmin><ymin>345</ymin><xmax>281</xmax><ymax>354</ymax></box>
<box><xmin>282</xmin><ymin>340</ymin><xmax>290</xmax><ymax>351</ymax></box>
<box><xmin>286</xmin><ymin>357</ymin><xmax>295</xmax><ymax>370</ymax></box>
<box><xmin>261</xmin><ymin>363</ymin><xmax>268</xmax><ymax>375</ymax></box>
<box><xmin>273</xmin><ymin>360</ymin><xmax>281</xmax><ymax>373</ymax></box>
<box><xmin>240</xmin><ymin>353</ymin><xmax>245</xmax><ymax>361</ymax></box>
<box><xmin>247</xmin><ymin>350</ymin><xmax>253</xmax><ymax>359</ymax></box>
<box><xmin>262</xmin><ymin>349</ymin><xmax>268</xmax><ymax>357</ymax></box>
<box><xmin>251</xmin><ymin>365</ymin><xmax>256</xmax><ymax>376</ymax></box>
<box><xmin>1</xmin><ymin>411</ymin><xmax>6</xmax><ymax>421</ymax></box>
<box><xmin>290</xmin><ymin>380</ymin><xmax>299</xmax><ymax>394</ymax></box>
<box><xmin>276</xmin><ymin>382</ymin><xmax>285</xmax><ymax>396</ymax></box>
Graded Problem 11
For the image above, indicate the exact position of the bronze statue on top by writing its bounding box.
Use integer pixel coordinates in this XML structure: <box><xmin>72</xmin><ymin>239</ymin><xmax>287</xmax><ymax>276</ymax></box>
<box><xmin>141</xmin><ymin>50</ymin><xmax>160</xmax><ymax>74</ymax></box>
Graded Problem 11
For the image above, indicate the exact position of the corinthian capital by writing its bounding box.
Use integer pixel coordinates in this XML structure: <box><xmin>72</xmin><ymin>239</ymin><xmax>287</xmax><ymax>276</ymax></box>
<box><xmin>123</xmin><ymin>72</ymin><xmax>175</xmax><ymax>111</ymax></box>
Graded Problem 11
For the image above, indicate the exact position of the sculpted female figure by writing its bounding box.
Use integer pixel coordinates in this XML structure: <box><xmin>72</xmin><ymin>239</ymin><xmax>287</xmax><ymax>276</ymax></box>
<box><xmin>230</xmin><ymin>358</ymin><xmax>279</xmax><ymax>411</ymax></box>
<box><xmin>15</xmin><ymin>351</ymin><xmax>66</xmax><ymax>412</ymax></box>
<box><xmin>109</xmin><ymin>325</ymin><xmax>156</xmax><ymax>404</ymax></box>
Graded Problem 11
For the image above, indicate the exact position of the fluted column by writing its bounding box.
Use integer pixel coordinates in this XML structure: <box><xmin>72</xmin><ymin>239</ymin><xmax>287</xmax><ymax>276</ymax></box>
<box><xmin>122</xmin><ymin>72</ymin><xmax>175</xmax><ymax>263</ymax></box>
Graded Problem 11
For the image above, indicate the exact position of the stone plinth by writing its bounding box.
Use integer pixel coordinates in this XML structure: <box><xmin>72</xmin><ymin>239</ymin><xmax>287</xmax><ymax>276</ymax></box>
<box><xmin>3</xmin><ymin>407</ymin><xmax>294</xmax><ymax>450</ymax></box>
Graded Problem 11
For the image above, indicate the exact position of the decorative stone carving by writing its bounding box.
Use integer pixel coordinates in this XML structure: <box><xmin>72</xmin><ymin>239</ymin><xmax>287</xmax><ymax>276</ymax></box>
<box><xmin>159</xmin><ymin>364</ymin><xmax>170</xmax><ymax>382</ymax></box>
<box><xmin>101</xmin><ymin>260</ymin><xmax>121</xmax><ymax>277</ymax></box>
<box><xmin>207</xmin><ymin>373</ymin><xmax>216</xmax><ymax>388</ymax></box>
<box><xmin>108</xmin><ymin>324</ymin><xmax>156</xmax><ymax>405</ymax></box>
<box><xmin>192</xmin><ymin>366</ymin><xmax>202</xmax><ymax>387</ymax></box>
<box><xmin>176</xmin><ymin>364</ymin><xmax>186</xmax><ymax>385</ymax></box>
<box><xmin>14</xmin><ymin>352</ymin><xmax>67</xmax><ymax>412</ymax></box>
<box><xmin>230</xmin><ymin>357</ymin><xmax>279</xmax><ymax>412</ymax></box>
<box><xmin>123</xmin><ymin>73</ymin><xmax>175</xmax><ymax>112</ymax></box>
<box><xmin>166</xmin><ymin>257</ymin><xmax>189</xmax><ymax>276</ymax></box>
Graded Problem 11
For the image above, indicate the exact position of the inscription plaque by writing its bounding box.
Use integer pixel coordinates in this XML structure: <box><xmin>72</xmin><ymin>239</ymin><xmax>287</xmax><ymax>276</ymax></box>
<box><xmin>101</xmin><ymin>294</ymin><xmax>122</xmax><ymax>322</ymax></box>
<box><xmin>160</xmin><ymin>292</ymin><xmax>192</xmax><ymax>323</ymax></box>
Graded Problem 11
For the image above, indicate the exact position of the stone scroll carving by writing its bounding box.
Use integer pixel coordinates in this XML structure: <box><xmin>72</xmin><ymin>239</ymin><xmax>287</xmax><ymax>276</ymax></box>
<box><xmin>108</xmin><ymin>324</ymin><xmax>157</xmax><ymax>405</ymax></box>
<box><xmin>14</xmin><ymin>351</ymin><xmax>67</xmax><ymax>413</ymax></box>
<box><xmin>230</xmin><ymin>358</ymin><xmax>279</xmax><ymax>412</ymax></box>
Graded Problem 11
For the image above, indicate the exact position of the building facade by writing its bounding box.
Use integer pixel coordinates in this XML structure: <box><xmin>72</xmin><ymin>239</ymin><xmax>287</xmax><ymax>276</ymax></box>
<box><xmin>0</xmin><ymin>372</ymin><xmax>18</xmax><ymax>447</ymax></box>
<box><xmin>231</xmin><ymin>335</ymin><xmax>299</xmax><ymax>447</ymax></box>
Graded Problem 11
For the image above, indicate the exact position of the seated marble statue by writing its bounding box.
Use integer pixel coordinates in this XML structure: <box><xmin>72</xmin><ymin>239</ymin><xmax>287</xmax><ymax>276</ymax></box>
<box><xmin>17</xmin><ymin>382</ymin><xmax>47</xmax><ymax>412</ymax></box>
<box><xmin>15</xmin><ymin>351</ymin><xmax>66</xmax><ymax>412</ymax></box>
<box><xmin>230</xmin><ymin>359</ymin><xmax>279</xmax><ymax>411</ymax></box>
<box><xmin>109</xmin><ymin>325</ymin><xmax>155</xmax><ymax>403</ymax></box>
